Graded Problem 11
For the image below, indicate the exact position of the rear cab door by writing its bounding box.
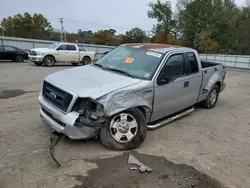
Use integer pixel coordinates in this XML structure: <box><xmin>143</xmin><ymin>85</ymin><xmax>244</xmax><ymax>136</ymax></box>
<box><xmin>66</xmin><ymin>44</ymin><xmax>79</xmax><ymax>62</ymax></box>
<box><xmin>151</xmin><ymin>51</ymin><xmax>193</xmax><ymax>121</ymax></box>
<box><xmin>183</xmin><ymin>51</ymin><xmax>203</xmax><ymax>106</ymax></box>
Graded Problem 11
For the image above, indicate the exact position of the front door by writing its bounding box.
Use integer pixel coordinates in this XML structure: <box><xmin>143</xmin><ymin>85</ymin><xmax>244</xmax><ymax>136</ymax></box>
<box><xmin>151</xmin><ymin>53</ymin><xmax>191</xmax><ymax>122</ymax></box>
<box><xmin>55</xmin><ymin>44</ymin><xmax>68</xmax><ymax>62</ymax></box>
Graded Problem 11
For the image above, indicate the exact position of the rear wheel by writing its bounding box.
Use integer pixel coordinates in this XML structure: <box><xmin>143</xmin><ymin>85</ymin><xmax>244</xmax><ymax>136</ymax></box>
<box><xmin>100</xmin><ymin>108</ymin><xmax>147</xmax><ymax>151</ymax></box>
<box><xmin>201</xmin><ymin>84</ymin><xmax>219</xmax><ymax>109</ymax></box>
<box><xmin>16</xmin><ymin>55</ymin><xmax>24</xmax><ymax>62</ymax></box>
<box><xmin>43</xmin><ymin>56</ymin><xmax>55</xmax><ymax>67</ymax></box>
<box><xmin>81</xmin><ymin>56</ymin><xmax>91</xmax><ymax>65</ymax></box>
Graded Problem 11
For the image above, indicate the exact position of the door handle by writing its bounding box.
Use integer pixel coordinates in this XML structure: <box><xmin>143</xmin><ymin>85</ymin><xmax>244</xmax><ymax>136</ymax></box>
<box><xmin>143</xmin><ymin>89</ymin><xmax>153</xmax><ymax>94</ymax></box>
<box><xmin>184</xmin><ymin>81</ymin><xmax>189</xmax><ymax>88</ymax></box>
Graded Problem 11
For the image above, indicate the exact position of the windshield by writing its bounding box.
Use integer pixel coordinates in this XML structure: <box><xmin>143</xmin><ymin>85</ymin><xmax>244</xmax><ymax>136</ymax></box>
<box><xmin>95</xmin><ymin>46</ymin><xmax>164</xmax><ymax>80</ymax></box>
<box><xmin>47</xmin><ymin>43</ymin><xmax>59</xmax><ymax>49</ymax></box>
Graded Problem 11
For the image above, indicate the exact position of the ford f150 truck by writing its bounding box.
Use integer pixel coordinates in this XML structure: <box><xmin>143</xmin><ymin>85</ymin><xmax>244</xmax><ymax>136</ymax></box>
<box><xmin>39</xmin><ymin>43</ymin><xmax>226</xmax><ymax>151</ymax></box>
<box><xmin>29</xmin><ymin>42</ymin><xmax>96</xmax><ymax>66</ymax></box>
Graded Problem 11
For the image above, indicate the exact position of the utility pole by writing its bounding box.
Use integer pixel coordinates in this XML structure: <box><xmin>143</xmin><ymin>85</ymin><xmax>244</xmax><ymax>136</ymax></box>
<box><xmin>58</xmin><ymin>17</ymin><xmax>64</xmax><ymax>41</ymax></box>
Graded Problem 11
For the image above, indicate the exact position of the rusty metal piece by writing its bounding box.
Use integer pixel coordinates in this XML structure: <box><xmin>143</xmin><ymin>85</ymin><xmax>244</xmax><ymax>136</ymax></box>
<box><xmin>49</xmin><ymin>131</ymin><xmax>63</xmax><ymax>167</ymax></box>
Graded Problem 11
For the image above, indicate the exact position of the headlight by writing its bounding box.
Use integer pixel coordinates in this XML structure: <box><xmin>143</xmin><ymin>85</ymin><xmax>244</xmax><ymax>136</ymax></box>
<box><xmin>36</xmin><ymin>52</ymin><xmax>44</xmax><ymax>56</ymax></box>
<box><xmin>73</xmin><ymin>98</ymin><xmax>105</xmax><ymax>120</ymax></box>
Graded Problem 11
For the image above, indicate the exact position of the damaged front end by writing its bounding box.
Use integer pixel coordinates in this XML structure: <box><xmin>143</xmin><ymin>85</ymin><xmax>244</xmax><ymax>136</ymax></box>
<box><xmin>44</xmin><ymin>97</ymin><xmax>108</xmax><ymax>167</ymax></box>
<box><xmin>73</xmin><ymin>97</ymin><xmax>106</xmax><ymax>129</ymax></box>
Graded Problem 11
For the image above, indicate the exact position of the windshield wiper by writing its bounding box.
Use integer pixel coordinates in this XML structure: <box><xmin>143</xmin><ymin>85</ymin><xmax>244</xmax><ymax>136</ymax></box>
<box><xmin>93</xmin><ymin>63</ymin><xmax>104</xmax><ymax>69</ymax></box>
<box><xmin>105</xmin><ymin>67</ymin><xmax>134</xmax><ymax>78</ymax></box>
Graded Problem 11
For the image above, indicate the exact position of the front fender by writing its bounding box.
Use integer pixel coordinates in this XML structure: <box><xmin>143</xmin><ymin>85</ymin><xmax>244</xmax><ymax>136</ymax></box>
<box><xmin>97</xmin><ymin>89</ymin><xmax>153</xmax><ymax>121</ymax></box>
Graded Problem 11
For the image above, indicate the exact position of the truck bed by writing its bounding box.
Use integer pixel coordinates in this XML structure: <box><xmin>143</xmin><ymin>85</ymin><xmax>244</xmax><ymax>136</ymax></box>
<box><xmin>201</xmin><ymin>60</ymin><xmax>222</xmax><ymax>69</ymax></box>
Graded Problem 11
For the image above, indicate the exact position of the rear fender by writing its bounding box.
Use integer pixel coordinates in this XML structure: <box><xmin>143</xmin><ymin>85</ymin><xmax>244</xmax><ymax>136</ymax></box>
<box><xmin>198</xmin><ymin>71</ymin><xmax>222</xmax><ymax>102</ymax></box>
<box><xmin>204</xmin><ymin>72</ymin><xmax>222</xmax><ymax>92</ymax></box>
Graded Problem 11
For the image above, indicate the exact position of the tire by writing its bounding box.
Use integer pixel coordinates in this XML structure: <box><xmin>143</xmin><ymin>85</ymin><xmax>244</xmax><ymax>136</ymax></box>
<box><xmin>201</xmin><ymin>84</ymin><xmax>219</xmax><ymax>109</ymax></box>
<box><xmin>43</xmin><ymin>56</ymin><xmax>55</xmax><ymax>67</ymax></box>
<box><xmin>16</xmin><ymin>55</ymin><xmax>24</xmax><ymax>62</ymax></box>
<box><xmin>100</xmin><ymin>108</ymin><xmax>147</xmax><ymax>151</ymax></box>
<box><xmin>71</xmin><ymin>63</ymin><xmax>78</xmax><ymax>66</ymax></box>
<box><xmin>81</xmin><ymin>56</ymin><xmax>91</xmax><ymax>65</ymax></box>
<box><xmin>33</xmin><ymin>62</ymin><xmax>43</xmax><ymax>66</ymax></box>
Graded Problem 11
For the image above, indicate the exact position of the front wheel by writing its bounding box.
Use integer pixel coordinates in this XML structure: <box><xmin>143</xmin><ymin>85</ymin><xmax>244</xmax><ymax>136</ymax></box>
<box><xmin>43</xmin><ymin>56</ymin><xmax>55</xmax><ymax>67</ymax></box>
<box><xmin>100</xmin><ymin>108</ymin><xmax>147</xmax><ymax>151</ymax></box>
<box><xmin>201</xmin><ymin>84</ymin><xmax>219</xmax><ymax>109</ymax></box>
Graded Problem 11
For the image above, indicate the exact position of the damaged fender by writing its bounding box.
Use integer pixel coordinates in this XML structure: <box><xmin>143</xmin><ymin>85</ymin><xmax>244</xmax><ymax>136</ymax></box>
<box><xmin>97</xmin><ymin>84</ymin><xmax>153</xmax><ymax>122</ymax></box>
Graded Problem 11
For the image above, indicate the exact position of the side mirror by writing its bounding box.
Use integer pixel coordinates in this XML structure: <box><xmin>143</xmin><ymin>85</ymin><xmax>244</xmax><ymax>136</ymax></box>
<box><xmin>157</xmin><ymin>77</ymin><xmax>173</xmax><ymax>85</ymax></box>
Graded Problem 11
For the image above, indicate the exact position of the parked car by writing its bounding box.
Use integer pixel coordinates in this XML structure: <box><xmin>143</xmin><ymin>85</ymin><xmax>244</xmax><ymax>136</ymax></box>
<box><xmin>38</xmin><ymin>43</ymin><xmax>226</xmax><ymax>150</ymax></box>
<box><xmin>0</xmin><ymin>45</ymin><xmax>29</xmax><ymax>62</ymax></box>
<box><xmin>29</xmin><ymin>42</ymin><xmax>96</xmax><ymax>66</ymax></box>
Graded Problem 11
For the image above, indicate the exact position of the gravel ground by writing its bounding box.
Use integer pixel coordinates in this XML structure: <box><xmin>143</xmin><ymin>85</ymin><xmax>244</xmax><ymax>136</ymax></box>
<box><xmin>0</xmin><ymin>62</ymin><xmax>250</xmax><ymax>188</ymax></box>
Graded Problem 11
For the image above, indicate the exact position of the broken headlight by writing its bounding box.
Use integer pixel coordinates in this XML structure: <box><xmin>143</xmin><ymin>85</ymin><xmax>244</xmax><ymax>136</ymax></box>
<box><xmin>73</xmin><ymin>98</ymin><xmax>105</xmax><ymax>126</ymax></box>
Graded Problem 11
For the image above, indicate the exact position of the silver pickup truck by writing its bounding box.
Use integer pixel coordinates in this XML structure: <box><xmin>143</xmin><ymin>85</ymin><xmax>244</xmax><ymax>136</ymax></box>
<box><xmin>39</xmin><ymin>43</ymin><xmax>226</xmax><ymax>151</ymax></box>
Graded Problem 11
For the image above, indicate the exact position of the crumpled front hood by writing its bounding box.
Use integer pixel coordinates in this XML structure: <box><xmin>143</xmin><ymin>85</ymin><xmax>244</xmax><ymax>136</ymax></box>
<box><xmin>44</xmin><ymin>65</ymin><xmax>142</xmax><ymax>99</ymax></box>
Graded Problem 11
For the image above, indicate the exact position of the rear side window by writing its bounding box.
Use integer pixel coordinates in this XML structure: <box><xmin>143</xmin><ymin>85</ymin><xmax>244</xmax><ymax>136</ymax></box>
<box><xmin>67</xmin><ymin>45</ymin><xmax>76</xmax><ymax>51</ymax></box>
<box><xmin>5</xmin><ymin>46</ymin><xmax>16</xmax><ymax>52</ymax></box>
<box><xmin>187</xmin><ymin>52</ymin><xmax>199</xmax><ymax>74</ymax></box>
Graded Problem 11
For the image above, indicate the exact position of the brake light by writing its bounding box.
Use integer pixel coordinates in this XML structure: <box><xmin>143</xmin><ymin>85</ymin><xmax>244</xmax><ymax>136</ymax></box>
<box><xmin>24</xmin><ymin>50</ymin><xmax>29</xmax><ymax>54</ymax></box>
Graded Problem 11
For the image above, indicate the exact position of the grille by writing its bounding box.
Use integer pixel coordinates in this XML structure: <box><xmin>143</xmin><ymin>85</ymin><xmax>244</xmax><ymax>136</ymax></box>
<box><xmin>42</xmin><ymin>81</ymin><xmax>73</xmax><ymax>112</ymax></box>
<box><xmin>30</xmin><ymin>50</ymin><xmax>37</xmax><ymax>56</ymax></box>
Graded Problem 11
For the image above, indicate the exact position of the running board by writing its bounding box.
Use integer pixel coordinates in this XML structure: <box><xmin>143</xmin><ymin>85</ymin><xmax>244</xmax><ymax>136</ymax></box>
<box><xmin>147</xmin><ymin>106</ymin><xmax>195</xmax><ymax>130</ymax></box>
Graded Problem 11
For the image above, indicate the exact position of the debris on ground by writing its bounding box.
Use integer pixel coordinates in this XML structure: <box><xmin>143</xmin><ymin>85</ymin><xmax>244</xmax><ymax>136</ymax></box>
<box><xmin>129</xmin><ymin>167</ymin><xmax>137</xmax><ymax>171</ymax></box>
<box><xmin>128</xmin><ymin>154</ymin><xmax>152</xmax><ymax>173</ymax></box>
<box><xmin>49</xmin><ymin>131</ymin><xmax>63</xmax><ymax>167</ymax></box>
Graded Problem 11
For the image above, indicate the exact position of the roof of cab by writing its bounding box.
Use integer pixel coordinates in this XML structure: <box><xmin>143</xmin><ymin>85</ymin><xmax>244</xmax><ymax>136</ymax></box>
<box><xmin>121</xmin><ymin>43</ymin><xmax>195</xmax><ymax>54</ymax></box>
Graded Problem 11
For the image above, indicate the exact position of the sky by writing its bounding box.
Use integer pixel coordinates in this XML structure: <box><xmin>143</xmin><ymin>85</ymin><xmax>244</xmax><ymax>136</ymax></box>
<box><xmin>0</xmin><ymin>0</ymin><xmax>246</xmax><ymax>34</ymax></box>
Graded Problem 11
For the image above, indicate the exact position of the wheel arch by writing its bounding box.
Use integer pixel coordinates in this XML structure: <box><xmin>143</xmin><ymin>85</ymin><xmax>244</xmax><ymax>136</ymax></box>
<box><xmin>82</xmin><ymin>55</ymin><xmax>91</xmax><ymax>60</ymax></box>
<box><xmin>107</xmin><ymin>105</ymin><xmax>152</xmax><ymax>123</ymax></box>
<box><xmin>43</xmin><ymin>54</ymin><xmax>56</xmax><ymax>62</ymax></box>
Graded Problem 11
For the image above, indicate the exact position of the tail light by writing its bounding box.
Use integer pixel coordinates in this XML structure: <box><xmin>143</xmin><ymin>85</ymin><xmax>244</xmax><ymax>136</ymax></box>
<box><xmin>24</xmin><ymin>50</ymin><xmax>29</xmax><ymax>54</ymax></box>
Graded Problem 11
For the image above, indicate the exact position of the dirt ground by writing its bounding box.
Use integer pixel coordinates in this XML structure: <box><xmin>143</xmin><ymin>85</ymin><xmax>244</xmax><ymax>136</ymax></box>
<box><xmin>0</xmin><ymin>62</ymin><xmax>250</xmax><ymax>188</ymax></box>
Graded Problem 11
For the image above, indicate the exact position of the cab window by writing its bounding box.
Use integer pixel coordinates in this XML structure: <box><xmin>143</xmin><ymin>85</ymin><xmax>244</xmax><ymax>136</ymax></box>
<box><xmin>67</xmin><ymin>45</ymin><xmax>76</xmax><ymax>51</ymax></box>
<box><xmin>159</xmin><ymin>53</ymin><xmax>186</xmax><ymax>80</ymax></box>
<box><xmin>187</xmin><ymin>52</ymin><xmax>199</xmax><ymax>74</ymax></box>
<box><xmin>57</xmin><ymin>45</ymin><xmax>67</xmax><ymax>50</ymax></box>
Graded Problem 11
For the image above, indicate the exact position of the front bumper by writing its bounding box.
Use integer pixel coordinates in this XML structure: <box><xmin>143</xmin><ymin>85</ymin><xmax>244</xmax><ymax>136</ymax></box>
<box><xmin>39</xmin><ymin>93</ymin><xmax>98</xmax><ymax>139</ymax></box>
<box><xmin>29</xmin><ymin>55</ymin><xmax>44</xmax><ymax>62</ymax></box>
